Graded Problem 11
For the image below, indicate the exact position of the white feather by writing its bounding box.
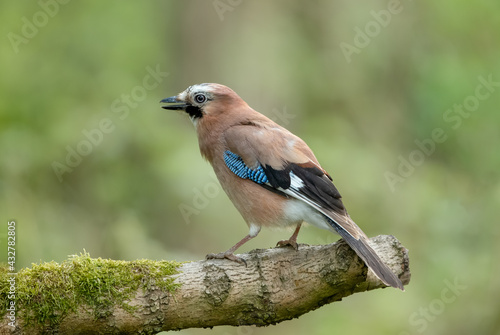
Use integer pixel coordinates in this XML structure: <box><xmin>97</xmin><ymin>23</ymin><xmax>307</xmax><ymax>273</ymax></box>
<box><xmin>283</xmin><ymin>199</ymin><xmax>333</xmax><ymax>231</ymax></box>
<box><xmin>190</xmin><ymin>116</ymin><xmax>199</xmax><ymax>128</ymax></box>
<box><xmin>278</xmin><ymin>171</ymin><xmax>353</xmax><ymax>238</ymax></box>
<box><xmin>289</xmin><ymin>171</ymin><xmax>304</xmax><ymax>189</ymax></box>
<box><xmin>248</xmin><ymin>223</ymin><xmax>261</xmax><ymax>237</ymax></box>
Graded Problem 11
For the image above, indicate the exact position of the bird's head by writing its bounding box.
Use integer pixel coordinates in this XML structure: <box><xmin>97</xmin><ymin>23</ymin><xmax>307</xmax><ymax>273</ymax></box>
<box><xmin>160</xmin><ymin>83</ymin><xmax>247</xmax><ymax>127</ymax></box>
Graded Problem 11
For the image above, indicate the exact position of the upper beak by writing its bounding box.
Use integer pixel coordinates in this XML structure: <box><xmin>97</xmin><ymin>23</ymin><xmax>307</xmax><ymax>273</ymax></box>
<box><xmin>160</xmin><ymin>96</ymin><xmax>188</xmax><ymax>110</ymax></box>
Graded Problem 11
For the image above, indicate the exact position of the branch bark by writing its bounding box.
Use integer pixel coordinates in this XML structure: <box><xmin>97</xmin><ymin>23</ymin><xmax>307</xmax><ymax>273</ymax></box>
<box><xmin>1</xmin><ymin>235</ymin><xmax>410</xmax><ymax>334</ymax></box>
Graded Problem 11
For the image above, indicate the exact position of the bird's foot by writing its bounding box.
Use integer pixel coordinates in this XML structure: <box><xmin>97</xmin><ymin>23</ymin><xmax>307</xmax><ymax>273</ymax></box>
<box><xmin>276</xmin><ymin>239</ymin><xmax>299</xmax><ymax>250</ymax></box>
<box><xmin>206</xmin><ymin>252</ymin><xmax>247</xmax><ymax>266</ymax></box>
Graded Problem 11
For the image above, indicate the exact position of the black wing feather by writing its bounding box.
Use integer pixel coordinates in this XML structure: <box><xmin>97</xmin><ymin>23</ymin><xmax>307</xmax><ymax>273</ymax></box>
<box><xmin>262</xmin><ymin>164</ymin><xmax>291</xmax><ymax>189</ymax></box>
<box><xmin>262</xmin><ymin>163</ymin><xmax>346</xmax><ymax>215</ymax></box>
<box><xmin>261</xmin><ymin>162</ymin><xmax>404</xmax><ymax>290</ymax></box>
<box><xmin>290</xmin><ymin>164</ymin><xmax>345</xmax><ymax>213</ymax></box>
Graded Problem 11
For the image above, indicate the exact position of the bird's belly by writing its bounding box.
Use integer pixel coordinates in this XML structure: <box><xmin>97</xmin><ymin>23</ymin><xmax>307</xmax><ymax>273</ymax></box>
<box><xmin>217</xmin><ymin>174</ymin><xmax>293</xmax><ymax>228</ymax></box>
<box><xmin>283</xmin><ymin>199</ymin><xmax>334</xmax><ymax>232</ymax></box>
<box><xmin>219</xmin><ymin>171</ymin><xmax>333</xmax><ymax>232</ymax></box>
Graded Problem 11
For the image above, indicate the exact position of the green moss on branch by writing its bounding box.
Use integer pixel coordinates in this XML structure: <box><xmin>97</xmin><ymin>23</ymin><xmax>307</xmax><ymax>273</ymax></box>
<box><xmin>0</xmin><ymin>251</ymin><xmax>182</xmax><ymax>329</ymax></box>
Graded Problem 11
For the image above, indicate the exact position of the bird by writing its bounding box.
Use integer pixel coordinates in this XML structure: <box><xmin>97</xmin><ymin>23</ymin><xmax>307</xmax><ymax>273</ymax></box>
<box><xmin>160</xmin><ymin>83</ymin><xmax>404</xmax><ymax>290</ymax></box>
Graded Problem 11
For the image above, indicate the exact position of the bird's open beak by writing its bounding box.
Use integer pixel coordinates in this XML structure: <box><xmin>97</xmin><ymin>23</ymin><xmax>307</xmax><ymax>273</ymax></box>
<box><xmin>160</xmin><ymin>96</ymin><xmax>188</xmax><ymax>110</ymax></box>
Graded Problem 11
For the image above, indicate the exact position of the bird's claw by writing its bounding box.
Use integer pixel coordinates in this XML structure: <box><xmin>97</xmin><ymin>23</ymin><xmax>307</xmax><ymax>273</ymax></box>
<box><xmin>276</xmin><ymin>239</ymin><xmax>299</xmax><ymax>251</ymax></box>
<box><xmin>206</xmin><ymin>252</ymin><xmax>247</xmax><ymax>266</ymax></box>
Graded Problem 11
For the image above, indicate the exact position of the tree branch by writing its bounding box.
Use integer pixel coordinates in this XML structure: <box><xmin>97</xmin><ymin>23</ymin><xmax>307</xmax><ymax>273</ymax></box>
<box><xmin>1</xmin><ymin>235</ymin><xmax>410</xmax><ymax>334</ymax></box>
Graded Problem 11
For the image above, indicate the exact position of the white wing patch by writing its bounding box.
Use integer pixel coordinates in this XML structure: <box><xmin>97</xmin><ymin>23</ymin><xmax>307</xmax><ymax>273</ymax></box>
<box><xmin>276</xmin><ymin>171</ymin><xmax>356</xmax><ymax>239</ymax></box>
<box><xmin>289</xmin><ymin>171</ymin><xmax>304</xmax><ymax>188</ymax></box>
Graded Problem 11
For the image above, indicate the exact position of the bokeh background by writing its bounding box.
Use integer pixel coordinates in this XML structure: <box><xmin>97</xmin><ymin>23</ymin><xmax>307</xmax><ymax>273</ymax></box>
<box><xmin>1</xmin><ymin>1</ymin><xmax>499</xmax><ymax>334</ymax></box>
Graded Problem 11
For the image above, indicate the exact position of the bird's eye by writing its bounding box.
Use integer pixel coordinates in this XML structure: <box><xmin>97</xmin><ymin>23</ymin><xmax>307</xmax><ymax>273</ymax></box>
<box><xmin>194</xmin><ymin>93</ymin><xmax>207</xmax><ymax>104</ymax></box>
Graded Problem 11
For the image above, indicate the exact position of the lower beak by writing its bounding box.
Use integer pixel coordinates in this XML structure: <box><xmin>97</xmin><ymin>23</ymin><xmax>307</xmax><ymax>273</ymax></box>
<box><xmin>160</xmin><ymin>96</ymin><xmax>188</xmax><ymax>110</ymax></box>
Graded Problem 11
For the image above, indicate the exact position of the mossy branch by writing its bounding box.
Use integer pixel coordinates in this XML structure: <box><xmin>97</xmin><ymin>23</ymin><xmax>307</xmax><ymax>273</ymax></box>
<box><xmin>1</xmin><ymin>235</ymin><xmax>410</xmax><ymax>334</ymax></box>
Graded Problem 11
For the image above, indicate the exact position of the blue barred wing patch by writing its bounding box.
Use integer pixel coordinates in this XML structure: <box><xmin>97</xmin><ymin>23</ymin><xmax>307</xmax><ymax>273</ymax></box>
<box><xmin>223</xmin><ymin>150</ymin><xmax>268</xmax><ymax>184</ymax></box>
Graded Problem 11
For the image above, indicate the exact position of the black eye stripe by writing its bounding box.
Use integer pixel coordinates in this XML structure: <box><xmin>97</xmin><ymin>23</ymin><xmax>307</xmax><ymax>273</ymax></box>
<box><xmin>186</xmin><ymin>105</ymin><xmax>203</xmax><ymax>119</ymax></box>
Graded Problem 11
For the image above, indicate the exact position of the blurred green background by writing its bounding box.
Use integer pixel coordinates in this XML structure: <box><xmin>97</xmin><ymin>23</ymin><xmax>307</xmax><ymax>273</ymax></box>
<box><xmin>1</xmin><ymin>1</ymin><xmax>499</xmax><ymax>334</ymax></box>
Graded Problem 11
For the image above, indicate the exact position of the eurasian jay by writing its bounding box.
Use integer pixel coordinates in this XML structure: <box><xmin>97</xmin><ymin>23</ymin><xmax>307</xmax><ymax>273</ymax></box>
<box><xmin>161</xmin><ymin>83</ymin><xmax>404</xmax><ymax>290</ymax></box>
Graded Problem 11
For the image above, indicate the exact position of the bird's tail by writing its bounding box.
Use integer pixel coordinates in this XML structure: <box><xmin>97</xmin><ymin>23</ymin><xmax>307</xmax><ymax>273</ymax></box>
<box><xmin>325</xmin><ymin>216</ymin><xmax>404</xmax><ymax>291</ymax></box>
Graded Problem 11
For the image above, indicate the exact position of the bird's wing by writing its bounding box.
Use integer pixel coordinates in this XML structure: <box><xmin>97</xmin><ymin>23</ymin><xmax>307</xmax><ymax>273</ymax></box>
<box><xmin>224</xmin><ymin>122</ymin><xmax>404</xmax><ymax>290</ymax></box>
<box><xmin>223</xmin><ymin>123</ymin><xmax>365</xmax><ymax>240</ymax></box>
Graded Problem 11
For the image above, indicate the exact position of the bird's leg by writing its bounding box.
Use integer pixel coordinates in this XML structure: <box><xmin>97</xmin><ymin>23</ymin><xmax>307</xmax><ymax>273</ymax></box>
<box><xmin>206</xmin><ymin>226</ymin><xmax>261</xmax><ymax>266</ymax></box>
<box><xmin>276</xmin><ymin>223</ymin><xmax>302</xmax><ymax>250</ymax></box>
